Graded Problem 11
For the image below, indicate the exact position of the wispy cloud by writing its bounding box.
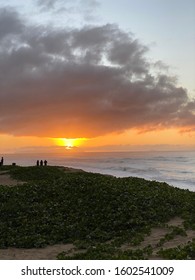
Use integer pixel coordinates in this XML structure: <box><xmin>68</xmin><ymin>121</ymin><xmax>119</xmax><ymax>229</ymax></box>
<box><xmin>36</xmin><ymin>0</ymin><xmax>100</xmax><ymax>22</ymax></box>
<box><xmin>0</xmin><ymin>7</ymin><xmax>194</xmax><ymax>139</ymax></box>
<box><xmin>37</xmin><ymin>0</ymin><xmax>60</xmax><ymax>10</ymax></box>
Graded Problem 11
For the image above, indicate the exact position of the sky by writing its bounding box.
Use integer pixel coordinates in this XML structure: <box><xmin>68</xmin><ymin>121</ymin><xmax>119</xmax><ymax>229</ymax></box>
<box><xmin>0</xmin><ymin>0</ymin><xmax>195</xmax><ymax>153</ymax></box>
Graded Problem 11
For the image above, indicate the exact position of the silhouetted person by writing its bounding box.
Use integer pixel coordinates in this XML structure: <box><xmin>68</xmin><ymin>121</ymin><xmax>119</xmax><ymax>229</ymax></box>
<box><xmin>44</xmin><ymin>160</ymin><xmax>47</xmax><ymax>166</ymax></box>
<box><xmin>40</xmin><ymin>160</ymin><xmax>43</xmax><ymax>166</ymax></box>
<box><xmin>36</xmin><ymin>160</ymin><xmax>39</xmax><ymax>166</ymax></box>
<box><xmin>1</xmin><ymin>157</ymin><xmax>4</xmax><ymax>166</ymax></box>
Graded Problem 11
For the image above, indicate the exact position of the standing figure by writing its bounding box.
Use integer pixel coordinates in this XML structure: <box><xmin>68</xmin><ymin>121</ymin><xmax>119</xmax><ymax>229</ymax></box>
<box><xmin>40</xmin><ymin>160</ymin><xmax>43</xmax><ymax>166</ymax></box>
<box><xmin>44</xmin><ymin>160</ymin><xmax>47</xmax><ymax>166</ymax></box>
<box><xmin>36</xmin><ymin>160</ymin><xmax>39</xmax><ymax>166</ymax></box>
<box><xmin>1</xmin><ymin>157</ymin><xmax>4</xmax><ymax>166</ymax></box>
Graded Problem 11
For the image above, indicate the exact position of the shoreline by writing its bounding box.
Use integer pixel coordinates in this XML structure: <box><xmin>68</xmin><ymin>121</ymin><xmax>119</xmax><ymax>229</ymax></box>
<box><xmin>0</xmin><ymin>164</ymin><xmax>194</xmax><ymax>192</ymax></box>
<box><xmin>1</xmin><ymin>150</ymin><xmax>195</xmax><ymax>191</ymax></box>
<box><xmin>0</xmin><ymin>165</ymin><xmax>195</xmax><ymax>260</ymax></box>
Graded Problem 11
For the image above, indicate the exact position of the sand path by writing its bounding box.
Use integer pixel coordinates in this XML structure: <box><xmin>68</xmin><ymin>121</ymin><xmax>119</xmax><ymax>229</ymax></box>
<box><xmin>0</xmin><ymin>171</ymin><xmax>25</xmax><ymax>187</ymax></box>
<box><xmin>0</xmin><ymin>244</ymin><xmax>75</xmax><ymax>260</ymax></box>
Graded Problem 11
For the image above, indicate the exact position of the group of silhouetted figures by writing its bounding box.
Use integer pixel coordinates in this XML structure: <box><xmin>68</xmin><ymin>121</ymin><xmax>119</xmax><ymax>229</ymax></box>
<box><xmin>36</xmin><ymin>160</ymin><xmax>47</xmax><ymax>166</ymax></box>
<box><xmin>0</xmin><ymin>157</ymin><xmax>4</xmax><ymax>166</ymax></box>
<box><xmin>0</xmin><ymin>157</ymin><xmax>48</xmax><ymax>167</ymax></box>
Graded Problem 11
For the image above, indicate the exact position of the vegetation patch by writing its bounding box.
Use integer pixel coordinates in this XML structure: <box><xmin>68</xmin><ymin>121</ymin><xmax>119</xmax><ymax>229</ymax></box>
<box><xmin>158</xmin><ymin>240</ymin><xmax>195</xmax><ymax>259</ymax></box>
<box><xmin>0</xmin><ymin>165</ymin><xmax>195</xmax><ymax>259</ymax></box>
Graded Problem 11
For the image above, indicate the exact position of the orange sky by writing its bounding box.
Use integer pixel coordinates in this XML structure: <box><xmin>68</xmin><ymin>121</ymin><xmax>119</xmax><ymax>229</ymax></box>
<box><xmin>0</xmin><ymin>2</ymin><xmax>194</xmax><ymax>153</ymax></box>
<box><xmin>0</xmin><ymin>128</ymin><xmax>194</xmax><ymax>154</ymax></box>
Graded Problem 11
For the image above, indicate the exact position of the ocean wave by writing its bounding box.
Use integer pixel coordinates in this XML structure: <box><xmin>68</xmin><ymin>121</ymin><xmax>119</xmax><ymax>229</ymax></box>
<box><xmin>4</xmin><ymin>150</ymin><xmax>195</xmax><ymax>191</ymax></box>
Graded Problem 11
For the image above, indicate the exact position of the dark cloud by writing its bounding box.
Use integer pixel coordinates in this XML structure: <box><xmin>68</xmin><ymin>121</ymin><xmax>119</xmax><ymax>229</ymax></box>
<box><xmin>0</xmin><ymin>8</ymin><xmax>194</xmax><ymax>138</ymax></box>
<box><xmin>0</xmin><ymin>8</ymin><xmax>24</xmax><ymax>40</ymax></box>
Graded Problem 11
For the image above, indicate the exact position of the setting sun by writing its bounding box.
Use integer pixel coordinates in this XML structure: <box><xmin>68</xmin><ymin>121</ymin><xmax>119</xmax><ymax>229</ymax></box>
<box><xmin>54</xmin><ymin>138</ymin><xmax>87</xmax><ymax>149</ymax></box>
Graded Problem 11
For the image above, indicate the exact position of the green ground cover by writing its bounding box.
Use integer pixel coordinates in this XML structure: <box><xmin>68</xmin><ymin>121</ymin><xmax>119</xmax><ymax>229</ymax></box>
<box><xmin>0</xmin><ymin>165</ymin><xmax>195</xmax><ymax>259</ymax></box>
<box><xmin>158</xmin><ymin>241</ymin><xmax>195</xmax><ymax>260</ymax></box>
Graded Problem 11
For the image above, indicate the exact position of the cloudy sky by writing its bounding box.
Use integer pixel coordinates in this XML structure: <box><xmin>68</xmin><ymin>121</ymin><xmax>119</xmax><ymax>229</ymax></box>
<box><xmin>0</xmin><ymin>0</ymin><xmax>195</xmax><ymax>152</ymax></box>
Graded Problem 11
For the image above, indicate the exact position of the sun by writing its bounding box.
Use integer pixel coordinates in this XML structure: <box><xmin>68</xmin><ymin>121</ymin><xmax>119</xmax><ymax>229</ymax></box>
<box><xmin>54</xmin><ymin>138</ymin><xmax>87</xmax><ymax>149</ymax></box>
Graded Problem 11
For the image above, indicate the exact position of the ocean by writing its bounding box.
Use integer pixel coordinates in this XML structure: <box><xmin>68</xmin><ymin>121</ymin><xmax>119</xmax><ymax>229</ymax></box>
<box><xmin>3</xmin><ymin>150</ymin><xmax>195</xmax><ymax>192</ymax></box>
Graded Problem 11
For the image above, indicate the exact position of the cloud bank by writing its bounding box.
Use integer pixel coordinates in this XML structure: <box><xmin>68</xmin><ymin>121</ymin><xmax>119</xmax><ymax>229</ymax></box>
<box><xmin>0</xmin><ymin>8</ymin><xmax>194</xmax><ymax>138</ymax></box>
